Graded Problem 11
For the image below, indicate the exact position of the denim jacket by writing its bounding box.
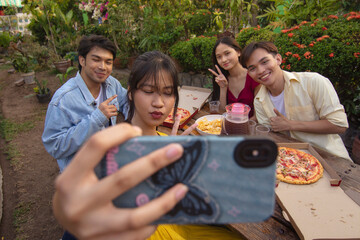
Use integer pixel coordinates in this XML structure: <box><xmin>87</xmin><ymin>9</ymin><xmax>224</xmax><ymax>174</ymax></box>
<box><xmin>42</xmin><ymin>72</ymin><xmax>129</xmax><ymax>172</ymax></box>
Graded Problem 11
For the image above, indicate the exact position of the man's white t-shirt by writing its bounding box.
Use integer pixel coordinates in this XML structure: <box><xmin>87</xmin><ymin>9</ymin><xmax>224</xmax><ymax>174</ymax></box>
<box><xmin>269</xmin><ymin>90</ymin><xmax>286</xmax><ymax>117</ymax></box>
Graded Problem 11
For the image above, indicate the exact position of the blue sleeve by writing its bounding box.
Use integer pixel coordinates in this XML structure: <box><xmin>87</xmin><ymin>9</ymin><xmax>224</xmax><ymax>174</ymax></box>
<box><xmin>42</xmin><ymin>103</ymin><xmax>108</xmax><ymax>160</ymax></box>
<box><xmin>115</xmin><ymin>80</ymin><xmax>129</xmax><ymax>119</ymax></box>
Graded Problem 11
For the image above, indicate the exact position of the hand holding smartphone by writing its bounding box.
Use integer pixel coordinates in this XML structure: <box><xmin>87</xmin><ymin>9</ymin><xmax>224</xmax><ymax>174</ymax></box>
<box><xmin>95</xmin><ymin>135</ymin><xmax>278</xmax><ymax>224</ymax></box>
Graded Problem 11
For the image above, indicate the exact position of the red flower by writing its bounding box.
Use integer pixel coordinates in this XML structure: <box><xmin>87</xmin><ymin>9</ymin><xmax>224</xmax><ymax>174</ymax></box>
<box><xmin>288</xmin><ymin>33</ymin><xmax>294</xmax><ymax>38</ymax></box>
<box><xmin>329</xmin><ymin>53</ymin><xmax>334</xmax><ymax>58</ymax></box>
<box><xmin>292</xmin><ymin>54</ymin><xmax>300</xmax><ymax>58</ymax></box>
<box><xmin>286</xmin><ymin>64</ymin><xmax>291</xmax><ymax>70</ymax></box>
<box><xmin>203</xmin><ymin>12</ymin><xmax>205</xmax><ymax>15</ymax></box>
<box><xmin>316</xmin><ymin>35</ymin><xmax>330</xmax><ymax>42</ymax></box>
<box><xmin>304</xmin><ymin>51</ymin><xmax>311</xmax><ymax>59</ymax></box>
<box><xmin>322</xmin><ymin>27</ymin><xmax>327</xmax><ymax>31</ymax></box>
<box><xmin>346</xmin><ymin>42</ymin><xmax>350</xmax><ymax>45</ymax></box>
<box><xmin>309</xmin><ymin>43</ymin><xmax>314</xmax><ymax>47</ymax></box>
<box><xmin>311</xmin><ymin>23</ymin><xmax>316</xmax><ymax>27</ymax></box>
<box><xmin>281</xmin><ymin>65</ymin><xmax>285</xmax><ymax>69</ymax></box>
<box><xmin>281</xmin><ymin>29</ymin><xmax>288</xmax><ymax>33</ymax></box>
<box><xmin>125</xmin><ymin>30</ymin><xmax>128</xmax><ymax>34</ymax></box>
<box><xmin>328</xmin><ymin>15</ymin><xmax>338</xmax><ymax>19</ymax></box>
<box><xmin>354</xmin><ymin>52</ymin><xmax>360</xmax><ymax>58</ymax></box>
<box><xmin>298</xmin><ymin>44</ymin><xmax>306</xmax><ymax>49</ymax></box>
<box><xmin>285</xmin><ymin>52</ymin><xmax>292</xmax><ymax>56</ymax></box>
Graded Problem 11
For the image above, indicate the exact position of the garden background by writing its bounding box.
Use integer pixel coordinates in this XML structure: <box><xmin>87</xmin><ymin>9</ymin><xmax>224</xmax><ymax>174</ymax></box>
<box><xmin>0</xmin><ymin>0</ymin><xmax>359</xmax><ymax>239</ymax></box>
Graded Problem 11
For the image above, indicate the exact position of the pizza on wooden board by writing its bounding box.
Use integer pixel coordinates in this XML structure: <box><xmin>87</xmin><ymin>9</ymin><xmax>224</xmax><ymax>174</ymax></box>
<box><xmin>164</xmin><ymin>107</ymin><xmax>191</xmax><ymax>124</ymax></box>
<box><xmin>276</xmin><ymin>147</ymin><xmax>324</xmax><ymax>185</ymax></box>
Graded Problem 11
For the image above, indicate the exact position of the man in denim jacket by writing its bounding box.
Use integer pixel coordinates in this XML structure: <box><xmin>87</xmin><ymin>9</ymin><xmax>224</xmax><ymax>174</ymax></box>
<box><xmin>42</xmin><ymin>35</ymin><xmax>129</xmax><ymax>172</ymax></box>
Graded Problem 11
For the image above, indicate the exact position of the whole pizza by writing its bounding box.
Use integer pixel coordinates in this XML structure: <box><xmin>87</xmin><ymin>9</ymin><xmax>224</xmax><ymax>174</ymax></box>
<box><xmin>164</xmin><ymin>107</ymin><xmax>191</xmax><ymax>124</ymax></box>
<box><xmin>276</xmin><ymin>147</ymin><xmax>323</xmax><ymax>185</ymax></box>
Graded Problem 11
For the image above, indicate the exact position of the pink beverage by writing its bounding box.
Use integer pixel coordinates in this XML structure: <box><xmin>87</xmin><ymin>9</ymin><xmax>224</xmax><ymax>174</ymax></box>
<box><xmin>221</xmin><ymin>103</ymin><xmax>250</xmax><ymax>135</ymax></box>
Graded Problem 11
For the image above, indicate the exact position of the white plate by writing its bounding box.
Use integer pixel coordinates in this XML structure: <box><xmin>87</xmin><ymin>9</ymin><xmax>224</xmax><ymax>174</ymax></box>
<box><xmin>195</xmin><ymin>114</ymin><xmax>222</xmax><ymax>135</ymax></box>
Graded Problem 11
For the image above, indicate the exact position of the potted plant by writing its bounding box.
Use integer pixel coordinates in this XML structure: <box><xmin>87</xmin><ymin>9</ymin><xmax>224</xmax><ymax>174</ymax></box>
<box><xmin>64</xmin><ymin>51</ymin><xmax>78</xmax><ymax>67</ymax></box>
<box><xmin>11</xmin><ymin>49</ymin><xmax>36</xmax><ymax>84</ymax></box>
<box><xmin>0</xmin><ymin>31</ymin><xmax>13</xmax><ymax>55</ymax></box>
<box><xmin>28</xmin><ymin>0</ymin><xmax>76</xmax><ymax>73</ymax></box>
<box><xmin>56</xmin><ymin>66</ymin><xmax>75</xmax><ymax>85</ymax></box>
<box><xmin>33</xmin><ymin>77</ymin><xmax>51</xmax><ymax>103</ymax></box>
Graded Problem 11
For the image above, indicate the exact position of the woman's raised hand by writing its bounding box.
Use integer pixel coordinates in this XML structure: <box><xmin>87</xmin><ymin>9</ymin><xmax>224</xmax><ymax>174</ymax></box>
<box><xmin>170</xmin><ymin>114</ymin><xmax>198</xmax><ymax>136</ymax></box>
<box><xmin>208</xmin><ymin>65</ymin><xmax>228</xmax><ymax>89</ymax></box>
<box><xmin>53</xmin><ymin>123</ymin><xmax>188</xmax><ymax>240</ymax></box>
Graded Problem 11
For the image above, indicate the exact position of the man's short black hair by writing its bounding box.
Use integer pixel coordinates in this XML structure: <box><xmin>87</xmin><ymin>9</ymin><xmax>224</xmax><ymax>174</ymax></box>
<box><xmin>77</xmin><ymin>35</ymin><xmax>117</xmax><ymax>72</ymax></box>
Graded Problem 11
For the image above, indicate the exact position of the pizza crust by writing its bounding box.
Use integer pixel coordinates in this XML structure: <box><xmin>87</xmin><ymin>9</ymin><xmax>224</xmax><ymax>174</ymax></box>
<box><xmin>276</xmin><ymin>147</ymin><xmax>323</xmax><ymax>185</ymax></box>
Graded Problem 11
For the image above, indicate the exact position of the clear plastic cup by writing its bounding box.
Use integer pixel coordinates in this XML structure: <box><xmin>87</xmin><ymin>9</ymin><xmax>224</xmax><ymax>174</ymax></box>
<box><xmin>255</xmin><ymin>125</ymin><xmax>270</xmax><ymax>136</ymax></box>
<box><xmin>209</xmin><ymin>100</ymin><xmax>220</xmax><ymax>114</ymax></box>
<box><xmin>248</xmin><ymin>120</ymin><xmax>257</xmax><ymax>135</ymax></box>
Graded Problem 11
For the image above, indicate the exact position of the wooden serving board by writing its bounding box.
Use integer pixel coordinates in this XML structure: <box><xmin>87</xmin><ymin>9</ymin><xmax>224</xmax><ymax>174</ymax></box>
<box><xmin>275</xmin><ymin>145</ymin><xmax>360</xmax><ymax>240</ymax></box>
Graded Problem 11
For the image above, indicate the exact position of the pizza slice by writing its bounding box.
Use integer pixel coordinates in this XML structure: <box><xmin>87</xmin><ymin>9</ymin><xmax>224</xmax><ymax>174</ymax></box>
<box><xmin>164</xmin><ymin>107</ymin><xmax>191</xmax><ymax>124</ymax></box>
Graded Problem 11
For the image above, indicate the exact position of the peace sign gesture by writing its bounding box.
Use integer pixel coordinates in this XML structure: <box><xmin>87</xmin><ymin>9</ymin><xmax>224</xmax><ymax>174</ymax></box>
<box><xmin>208</xmin><ymin>65</ymin><xmax>228</xmax><ymax>89</ymax></box>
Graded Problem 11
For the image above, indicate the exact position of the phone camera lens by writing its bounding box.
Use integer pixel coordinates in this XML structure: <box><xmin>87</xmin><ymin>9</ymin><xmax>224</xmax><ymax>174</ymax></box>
<box><xmin>234</xmin><ymin>139</ymin><xmax>277</xmax><ymax>168</ymax></box>
<box><xmin>251</xmin><ymin>149</ymin><xmax>260</xmax><ymax>157</ymax></box>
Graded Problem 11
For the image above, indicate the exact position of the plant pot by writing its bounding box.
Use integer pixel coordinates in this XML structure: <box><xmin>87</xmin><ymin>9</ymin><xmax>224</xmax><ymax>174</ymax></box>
<box><xmin>114</xmin><ymin>57</ymin><xmax>128</xmax><ymax>69</ymax></box>
<box><xmin>21</xmin><ymin>71</ymin><xmax>35</xmax><ymax>84</ymax></box>
<box><xmin>127</xmin><ymin>56</ymin><xmax>137</xmax><ymax>70</ymax></box>
<box><xmin>54</xmin><ymin>59</ymin><xmax>71</xmax><ymax>73</ymax></box>
<box><xmin>352</xmin><ymin>135</ymin><xmax>360</xmax><ymax>164</ymax></box>
<box><xmin>36</xmin><ymin>88</ymin><xmax>52</xmax><ymax>103</ymax></box>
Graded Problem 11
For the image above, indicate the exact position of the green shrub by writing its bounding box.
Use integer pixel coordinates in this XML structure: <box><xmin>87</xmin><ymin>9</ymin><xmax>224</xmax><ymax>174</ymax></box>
<box><xmin>169</xmin><ymin>36</ymin><xmax>216</xmax><ymax>73</ymax></box>
<box><xmin>138</xmin><ymin>11</ymin><xmax>184</xmax><ymax>53</ymax></box>
<box><xmin>80</xmin><ymin>24</ymin><xmax>110</xmax><ymax>39</ymax></box>
<box><xmin>273</xmin><ymin>12</ymin><xmax>360</xmax><ymax>120</ymax></box>
<box><xmin>236</xmin><ymin>26</ymin><xmax>276</xmax><ymax>47</ymax></box>
<box><xmin>187</xmin><ymin>9</ymin><xmax>213</xmax><ymax>36</ymax></box>
<box><xmin>0</xmin><ymin>32</ymin><xmax>13</xmax><ymax>48</ymax></box>
<box><xmin>27</xmin><ymin>19</ymin><xmax>47</xmax><ymax>44</ymax></box>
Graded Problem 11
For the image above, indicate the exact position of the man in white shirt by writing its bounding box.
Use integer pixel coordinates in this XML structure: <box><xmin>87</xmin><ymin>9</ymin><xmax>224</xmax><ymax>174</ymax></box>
<box><xmin>240</xmin><ymin>41</ymin><xmax>351</xmax><ymax>161</ymax></box>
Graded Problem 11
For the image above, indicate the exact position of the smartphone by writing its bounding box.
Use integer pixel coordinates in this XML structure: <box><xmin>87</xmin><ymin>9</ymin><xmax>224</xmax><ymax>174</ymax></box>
<box><xmin>95</xmin><ymin>135</ymin><xmax>278</xmax><ymax>224</ymax></box>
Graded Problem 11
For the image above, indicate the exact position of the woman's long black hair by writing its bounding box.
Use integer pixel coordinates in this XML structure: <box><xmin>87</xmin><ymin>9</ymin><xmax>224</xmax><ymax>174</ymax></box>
<box><xmin>126</xmin><ymin>51</ymin><xmax>180</xmax><ymax>123</ymax></box>
<box><xmin>211</xmin><ymin>35</ymin><xmax>242</xmax><ymax>101</ymax></box>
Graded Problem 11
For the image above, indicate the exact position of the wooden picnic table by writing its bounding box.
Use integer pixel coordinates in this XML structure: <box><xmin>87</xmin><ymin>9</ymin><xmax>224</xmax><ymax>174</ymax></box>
<box><xmin>158</xmin><ymin>103</ymin><xmax>360</xmax><ymax>240</ymax></box>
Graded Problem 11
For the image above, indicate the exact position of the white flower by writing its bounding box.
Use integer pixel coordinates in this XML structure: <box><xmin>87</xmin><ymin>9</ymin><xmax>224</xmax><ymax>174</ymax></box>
<box><xmin>84</xmin><ymin>4</ymin><xmax>94</xmax><ymax>12</ymax></box>
<box><xmin>92</xmin><ymin>8</ymin><xmax>101</xmax><ymax>19</ymax></box>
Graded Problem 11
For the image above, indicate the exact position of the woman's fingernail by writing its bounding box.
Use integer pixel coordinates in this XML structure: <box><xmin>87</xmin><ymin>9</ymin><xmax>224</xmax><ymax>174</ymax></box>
<box><xmin>175</xmin><ymin>185</ymin><xmax>188</xmax><ymax>201</ymax></box>
<box><xmin>166</xmin><ymin>144</ymin><xmax>183</xmax><ymax>159</ymax></box>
